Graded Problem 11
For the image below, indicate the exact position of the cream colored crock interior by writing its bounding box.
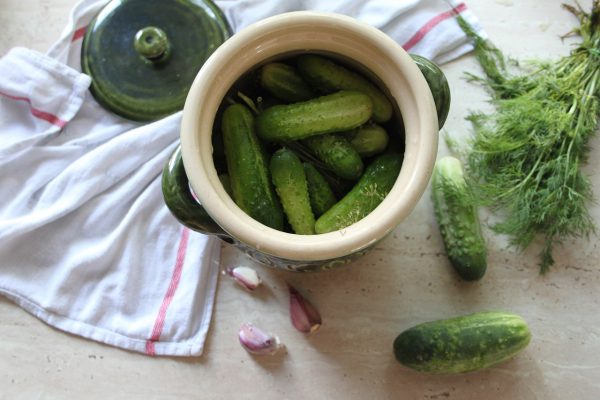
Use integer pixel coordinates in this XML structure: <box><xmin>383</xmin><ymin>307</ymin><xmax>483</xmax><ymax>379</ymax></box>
<box><xmin>180</xmin><ymin>11</ymin><xmax>438</xmax><ymax>261</ymax></box>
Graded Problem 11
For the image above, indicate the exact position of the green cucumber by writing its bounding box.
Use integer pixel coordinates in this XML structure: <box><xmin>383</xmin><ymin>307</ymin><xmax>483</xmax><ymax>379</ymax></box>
<box><xmin>343</xmin><ymin>123</ymin><xmax>389</xmax><ymax>157</ymax></box>
<box><xmin>393</xmin><ymin>311</ymin><xmax>531</xmax><ymax>374</ymax></box>
<box><xmin>315</xmin><ymin>152</ymin><xmax>402</xmax><ymax>233</ymax></box>
<box><xmin>255</xmin><ymin>90</ymin><xmax>373</xmax><ymax>141</ymax></box>
<box><xmin>222</xmin><ymin>103</ymin><xmax>284</xmax><ymax>230</ymax></box>
<box><xmin>302</xmin><ymin>133</ymin><xmax>364</xmax><ymax>181</ymax></box>
<box><xmin>410</xmin><ymin>54</ymin><xmax>451</xmax><ymax>130</ymax></box>
<box><xmin>296</xmin><ymin>54</ymin><xmax>393</xmax><ymax>123</ymax></box>
<box><xmin>303</xmin><ymin>162</ymin><xmax>337</xmax><ymax>218</ymax></box>
<box><xmin>432</xmin><ymin>156</ymin><xmax>487</xmax><ymax>281</ymax></box>
<box><xmin>270</xmin><ymin>148</ymin><xmax>315</xmax><ymax>234</ymax></box>
<box><xmin>260</xmin><ymin>62</ymin><xmax>315</xmax><ymax>103</ymax></box>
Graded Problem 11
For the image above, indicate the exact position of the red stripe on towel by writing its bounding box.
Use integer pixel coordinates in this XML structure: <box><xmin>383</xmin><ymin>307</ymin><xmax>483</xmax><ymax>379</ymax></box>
<box><xmin>145</xmin><ymin>227</ymin><xmax>191</xmax><ymax>356</ymax></box>
<box><xmin>402</xmin><ymin>2</ymin><xmax>467</xmax><ymax>51</ymax></box>
<box><xmin>72</xmin><ymin>26</ymin><xmax>87</xmax><ymax>41</ymax></box>
<box><xmin>0</xmin><ymin>90</ymin><xmax>67</xmax><ymax>128</ymax></box>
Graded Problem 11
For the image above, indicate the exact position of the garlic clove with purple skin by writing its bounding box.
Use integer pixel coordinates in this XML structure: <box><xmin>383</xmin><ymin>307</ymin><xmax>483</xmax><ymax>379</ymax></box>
<box><xmin>288</xmin><ymin>283</ymin><xmax>322</xmax><ymax>335</ymax></box>
<box><xmin>238</xmin><ymin>323</ymin><xmax>282</xmax><ymax>355</ymax></box>
<box><xmin>224</xmin><ymin>266</ymin><xmax>262</xmax><ymax>291</ymax></box>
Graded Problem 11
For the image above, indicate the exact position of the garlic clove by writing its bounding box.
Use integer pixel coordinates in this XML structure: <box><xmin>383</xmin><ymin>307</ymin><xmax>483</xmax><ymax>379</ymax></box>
<box><xmin>224</xmin><ymin>266</ymin><xmax>262</xmax><ymax>291</ymax></box>
<box><xmin>288</xmin><ymin>283</ymin><xmax>322</xmax><ymax>334</ymax></box>
<box><xmin>238</xmin><ymin>323</ymin><xmax>282</xmax><ymax>355</ymax></box>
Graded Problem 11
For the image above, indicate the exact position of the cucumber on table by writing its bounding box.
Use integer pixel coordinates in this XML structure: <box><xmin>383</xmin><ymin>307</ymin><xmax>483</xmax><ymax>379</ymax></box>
<box><xmin>255</xmin><ymin>90</ymin><xmax>373</xmax><ymax>141</ymax></box>
<box><xmin>296</xmin><ymin>54</ymin><xmax>393</xmax><ymax>123</ymax></box>
<box><xmin>315</xmin><ymin>152</ymin><xmax>403</xmax><ymax>233</ymax></box>
<box><xmin>393</xmin><ymin>311</ymin><xmax>531</xmax><ymax>374</ymax></box>
<box><xmin>221</xmin><ymin>103</ymin><xmax>284</xmax><ymax>230</ymax></box>
<box><xmin>260</xmin><ymin>62</ymin><xmax>315</xmax><ymax>103</ymax></box>
<box><xmin>431</xmin><ymin>156</ymin><xmax>487</xmax><ymax>281</ymax></box>
<box><xmin>302</xmin><ymin>133</ymin><xmax>364</xmax><ymax>181</ymax></box>
<box><xmin>270</xmin><ymin>148</ymin><xmax>315</xmax><ymax>234</ymax></box>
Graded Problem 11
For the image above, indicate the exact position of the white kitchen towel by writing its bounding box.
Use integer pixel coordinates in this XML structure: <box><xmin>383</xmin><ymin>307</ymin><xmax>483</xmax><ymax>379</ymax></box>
<box><xmin>0</xmin><ymin>0</ymin><xmax>483</xmax><ymax>356</ymax></box>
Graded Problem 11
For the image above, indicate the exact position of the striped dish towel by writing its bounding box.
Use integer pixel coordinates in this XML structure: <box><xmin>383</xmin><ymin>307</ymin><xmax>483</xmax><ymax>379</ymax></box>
<box><xmin>0</xmin><ymin>0</ymin><xmax>482</xmax><ymax>357</ymax></box>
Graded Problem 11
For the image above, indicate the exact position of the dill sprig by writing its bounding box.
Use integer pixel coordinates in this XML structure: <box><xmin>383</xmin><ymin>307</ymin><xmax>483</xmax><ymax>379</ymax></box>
<box><xmin>457</xmin><ymin>1</ymin><xmax>600</xmax><ymax>273</ymax></box>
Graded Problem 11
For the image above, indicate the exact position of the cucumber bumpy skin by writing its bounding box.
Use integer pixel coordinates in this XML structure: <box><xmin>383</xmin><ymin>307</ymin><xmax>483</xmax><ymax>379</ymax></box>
<box><xmin>315</xmin><ymin>152</ymin><xmax>403</xmax><ymax>234</ymax></box>
<box><xmin>302</xmin><ymin>133</ymin><xmax>364</xmax><ymax>181</ymax></box>
<box><xmin>255</xmin><ymin>90</ymin><xmax>373</xmax><ymax>142</ymax></box>
<box><xmin>303</xmin><ymin>162</ymin><xmax>337</xmax><ymax>218</ymax></box>
<box><xmin>270</xmin><ymin>148</ymin><xmax>316</xmax><ymax>234</ymax></box>
<box><xmin>221</xmin><ymin>103</ymin><xmax>284</xmax><ymax>230</ymax></box>
<box><xmin>260</xmin><ymin>62</ymin><xmax>316</xmax><ymax>103</ymax></box>
<box><xmin>343</xmin><ymin>123</ymin><xmax>389</xmax><ymax>157</ymax></box>
<box><xmin>296</xmin><ymin>54</ymin><xmax>393</xmax><ymax>123</ymax></box>
<box><xmin>393</xmin><ymin>311</ymin><xmax>531</xmax><ymax>374</ymax></box>
<box><xmin>431</xmin><ymin>156</ymin><xmax>487</xmax><ymax>281</ymax></box>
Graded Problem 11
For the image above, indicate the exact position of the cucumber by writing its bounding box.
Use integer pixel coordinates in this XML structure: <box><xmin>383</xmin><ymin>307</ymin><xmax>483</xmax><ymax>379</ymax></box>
<box><xmin>431</xmin><ymin>156</ymin><xmax>487</xmax><ymax>281</ymax></box>
<box><xmin>343</xmin><ymin>123</ymin><xmax>389</xmax><ymax>157</ymax></box>
<box><xmin>222</xmin><ymin>103</ymin><xmax>284</xmax><ymax>230</ymax></box>
<box><xmin>410</xmin><ymin>54</ymin><xmax>451</xmax><ymax>130</ymax></box>
<box><xmin>315</xmin><ymin>152</ymin><xmax>403</xmax><ymax>233</ymax></box>
<box><xmin>302</xmin><ymin>133</ymin><xmax>364</xmax><ymax>181</ymax></box>
<box><xmin>393</xmin><ymin>311</ymin><xmax>531</xmax><ymax>374</ymax></box>
<box><xmin>296</xmin><ymin>54</ymin><xmax>393</xmax><ymax>123</ymax></box>
<box><xmin>303</xmin><ymin>162</ymin><xmax>337</xmax><ymax>218</ymax></box>
<box><xmin>269</xmin><ymin>148</ymin><xmax>315</xmax><ymax>234</ymax></box>
<box><xmin>260</xmin><ymin>62</ymin><xmax>315</xmax><ymax>103</ymax></box>
<box><xmin>255</xmin><ymin>90</ymin><xmax>373</xmax><ymax>141</ymax></box>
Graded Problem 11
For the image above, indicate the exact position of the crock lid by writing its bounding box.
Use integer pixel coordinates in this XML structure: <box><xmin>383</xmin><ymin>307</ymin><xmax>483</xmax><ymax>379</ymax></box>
<box><xmin>81</xmin><ymin>0</ymin><xmax>231</xmax><ymax>121</ymax></box>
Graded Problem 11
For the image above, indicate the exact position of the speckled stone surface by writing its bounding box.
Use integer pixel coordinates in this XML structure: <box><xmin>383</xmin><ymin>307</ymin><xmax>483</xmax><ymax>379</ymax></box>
<box><xmin>1</xmin><ymin>1</ymin><xmax>599</xmax><ymax>399</ymax></box>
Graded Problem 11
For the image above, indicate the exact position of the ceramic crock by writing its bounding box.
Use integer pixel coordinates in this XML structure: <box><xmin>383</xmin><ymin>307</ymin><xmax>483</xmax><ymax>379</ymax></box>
<box><xmin>162</xmin><ymin>11</ymin><xmax>439</xmax><ymax>272</ymax></box>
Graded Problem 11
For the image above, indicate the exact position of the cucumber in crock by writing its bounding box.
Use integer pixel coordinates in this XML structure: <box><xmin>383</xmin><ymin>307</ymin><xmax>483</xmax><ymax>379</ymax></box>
<box><xmin>296</xmin><ymin>54</ymin><xmax>393</xmax><ymax>123</ymax></box>
<box><xmin>302</xmin><ymin>133</ymin><xmax>364</xmax><ymax>181</ymax></box>
<box><xmin>255</xmin><ymin>90</ymin><xmax>373</xmax><ymax>142</ymax></box>
<box><xmin>270</xmin><ymin>148</ymin><xmax>315</xmax><ymax>235</ymax></box>
<box><xmin>260</xmin><ymin>62</ymin><xmax>316</xmax><ymax>103</ymax></box>
<box><xmin>314</xmin><ymin>152</ymin><xmax>402</xmax><ymax>233</ymax></box>
<box><xmin>221</xmin><ymin>103</ymin><xmax>284</xmax><ymax>230</ymax></box>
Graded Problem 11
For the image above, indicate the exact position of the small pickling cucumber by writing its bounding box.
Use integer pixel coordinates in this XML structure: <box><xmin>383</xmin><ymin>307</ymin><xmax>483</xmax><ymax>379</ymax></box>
<box><xmin>255</xmin><ymin>90</ymin><xmax>373</xmax><ymax>141</ymax></box>
<box><xmin>260</xmin><ymin>62</ymin><xmax>315</xmax><ymax>103</ymax></box>
<box><xmin>343</xmin><ymin>123</ymin><xmax>389</xmax><ymax>157</ymax></box>
<box><xmin>303</xmin><ymin>162</ymin><xmax>337</xmax><ymax>218</ymax></box>
<box><xmin>431</xmin><ymin>156</ymin><xmax>487</xmax><ymax>281</ymax></box>
<box><xmin>270</xmin><ymin>148</ymin><xmax>315</xmax><ymax>234</ymax></box>
<box><xmin>410</xmin><ymin>54</ymin><xmax>451</xmax><ymax>129</ymax></box>
<box><xmin>393</xmin><ymin>311</ymin><xmax>531</xmax><ymax>374</ymax></box>
<box><xmin>302</xmin><ymin>133</ymin><xmax>364</xmax><ymax>181</ymax></box>
<box><xmin>222</xmin><ymin>103</ymin><xmax>284</xmax><ymax>230</ymax></box>
<box><xmin>296</xmin><ymin>54</ymin><xmax>393</xmax><ymax>123</ymax></box>
<box><xmin>315</xmin><ymin>152</ymin><xmax>403</xmax><ymax>233</ymax></box>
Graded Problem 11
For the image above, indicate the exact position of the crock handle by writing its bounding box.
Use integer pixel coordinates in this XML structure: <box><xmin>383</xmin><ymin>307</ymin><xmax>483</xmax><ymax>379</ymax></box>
<box><xmin>162</xmin><ymin>144</ymin><xmax>231</xmax><ymax>239</ymax></box>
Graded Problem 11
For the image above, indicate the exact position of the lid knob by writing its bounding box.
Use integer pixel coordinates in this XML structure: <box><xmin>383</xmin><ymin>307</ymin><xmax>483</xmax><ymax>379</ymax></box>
<box><xmin>134</xmin><ymin>26</ymin><xmax>170</xmax><ymax>62</ymax></box>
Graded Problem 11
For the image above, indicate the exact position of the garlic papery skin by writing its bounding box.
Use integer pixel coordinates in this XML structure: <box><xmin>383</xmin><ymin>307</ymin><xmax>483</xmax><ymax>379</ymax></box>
<box><xmin>238</xmin><ymin>323</ymin><xmax>282</xmax><ymax>355</ymax></box>
<box><xmin>288</xmin><ymin>283</ymin><xmax>322</xmax><ymax>335</ymax></box>
<box><xmin>224</xmin><ymin>266</ymin><xmax>262</xmax><ymax>291</ymax></box>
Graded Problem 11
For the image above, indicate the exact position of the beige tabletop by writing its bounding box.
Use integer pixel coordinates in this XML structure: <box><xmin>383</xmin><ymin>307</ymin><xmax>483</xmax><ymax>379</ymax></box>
<box><xmin>1</xmin><ymin>1</ymin><xmax>599</xmax><ymax>399</ymax></box>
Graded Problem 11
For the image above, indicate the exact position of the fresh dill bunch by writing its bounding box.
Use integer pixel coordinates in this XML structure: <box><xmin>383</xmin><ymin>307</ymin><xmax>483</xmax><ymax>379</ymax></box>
<box><xmin>457</xmin><ymin>1</ymin><xmax>600</xmax><ymax>273</ymax></box>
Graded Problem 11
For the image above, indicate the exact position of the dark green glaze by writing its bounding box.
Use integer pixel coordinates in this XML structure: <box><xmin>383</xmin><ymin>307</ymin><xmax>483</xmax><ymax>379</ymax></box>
<box><xmin>161</xmin><ymin>145</ymin><xmax>228</xmax><ymax>237</ymax></box>
<box><xmin>410</xmin><ymin>54</ymin><xmax>451</xmax><ymax>130</ymax></box>
<box><xmin>82</xmin><ymin>0</ymin><xmax>231</xmax><ymax>121</ymax></box>
<box><xmin>393</xmin><ymin>311</ymin><xmax>531</xmax><ymax>374</ymax></box>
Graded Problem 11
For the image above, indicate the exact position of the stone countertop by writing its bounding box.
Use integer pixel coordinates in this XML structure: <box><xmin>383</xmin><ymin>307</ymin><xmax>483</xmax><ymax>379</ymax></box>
<box><xmin>1</xmin><ymin>1</ymin><xmax>599</xmax><ymax>399</ymax></box>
